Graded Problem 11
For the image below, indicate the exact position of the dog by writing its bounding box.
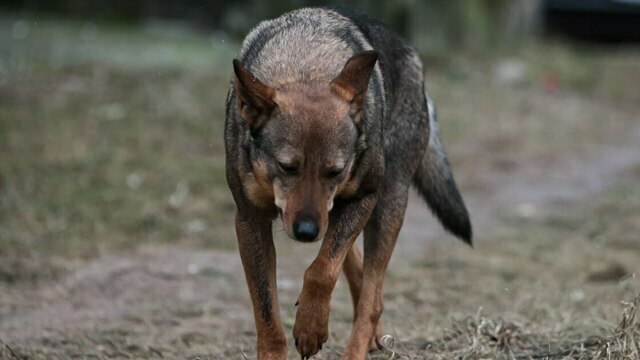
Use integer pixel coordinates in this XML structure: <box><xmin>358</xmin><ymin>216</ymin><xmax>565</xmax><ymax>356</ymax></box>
<box><xmin>225</xmin><ymin>7</ymin><xmax>472</xmax><ymax>359</ymax></box>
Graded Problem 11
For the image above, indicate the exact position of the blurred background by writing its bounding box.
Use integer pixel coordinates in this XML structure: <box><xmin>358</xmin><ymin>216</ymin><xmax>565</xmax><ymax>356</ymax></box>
<box><xmin>1</xmin><ymin>1</ymin><xmax>639</xmax><ymax>359</ymax></box>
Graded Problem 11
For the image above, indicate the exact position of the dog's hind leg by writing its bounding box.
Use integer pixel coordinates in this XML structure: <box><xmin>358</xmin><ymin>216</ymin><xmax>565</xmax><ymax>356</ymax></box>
<box><xmin>342</xmin><ymin>183</ymin><xmax>410</xmax><ymax>359</ymax></box>
<box><xmin>343</xmin><ymin>244</ymin><xmax>384</xmax><ymax>352</ymax></box>
<box><xmin>236</xmin><ymin>212</ymin><xmax>287</xmax><ymax>360</ymax></box>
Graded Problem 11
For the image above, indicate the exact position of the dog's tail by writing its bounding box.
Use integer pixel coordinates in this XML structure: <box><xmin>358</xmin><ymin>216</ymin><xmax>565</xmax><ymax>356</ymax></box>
<box><xmin>413</xmin><ymin>93</ymin><xmax>472</xmax><ymax>245</ymax></box>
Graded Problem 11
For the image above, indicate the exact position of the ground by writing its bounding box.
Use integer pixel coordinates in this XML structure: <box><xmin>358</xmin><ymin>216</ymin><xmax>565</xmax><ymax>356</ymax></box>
<box><xmin>1</xmin><ymin>15</ymin><xmax>639</xmax><ymax>359</ymax></box>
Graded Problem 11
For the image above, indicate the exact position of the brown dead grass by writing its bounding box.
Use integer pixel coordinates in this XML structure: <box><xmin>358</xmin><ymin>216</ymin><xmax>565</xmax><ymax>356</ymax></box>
<box><xmin>373</xmin><ymin>294</ymin><xmax>639</xmax><ymax>360</ymax></box>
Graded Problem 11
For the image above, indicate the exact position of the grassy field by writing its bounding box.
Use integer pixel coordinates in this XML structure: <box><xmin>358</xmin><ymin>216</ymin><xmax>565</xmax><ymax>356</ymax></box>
<box><xmin>1</xmin><ymin>14</ymin><xmax>639</xmax><ymax>359</ymax></box>
<box><xmin>0</xmin><ymin>15</ymin><xmax>238</xmax><ymax>278</ymax></box>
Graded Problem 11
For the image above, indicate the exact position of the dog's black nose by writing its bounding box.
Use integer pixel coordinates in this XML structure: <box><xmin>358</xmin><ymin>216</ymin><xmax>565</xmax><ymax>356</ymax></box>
<box><xmin>293</xmin><ymin>218</ymin><xmax>319</xmax><ymax>242</ymax></box>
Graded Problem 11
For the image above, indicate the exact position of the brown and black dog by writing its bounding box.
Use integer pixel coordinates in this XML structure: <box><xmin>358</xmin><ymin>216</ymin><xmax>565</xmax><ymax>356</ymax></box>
<box><xmin>225</xmin><ymin>7</ymin><xmax>472</xmax><ymax>360</ymax></box>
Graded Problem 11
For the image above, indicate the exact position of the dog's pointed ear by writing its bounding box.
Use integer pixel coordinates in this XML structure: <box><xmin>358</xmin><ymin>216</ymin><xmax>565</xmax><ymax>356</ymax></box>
<box><xmin>233</xmin><ymin>59</ymin><xmax>277</xmax><ymax>130</ymax></box>
<box><xmin>330</xmin><ymin>50</ymin><xmax>379</xmax><ymax>109</ymax></box>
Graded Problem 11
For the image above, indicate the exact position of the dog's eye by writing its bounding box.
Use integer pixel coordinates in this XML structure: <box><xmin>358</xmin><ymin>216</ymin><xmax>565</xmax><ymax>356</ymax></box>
<box><xmin>278</xmin><ymin>162</ymin><xmax>298</xmax><ymax>175</ymax></box>
<box><xmin>327</xmin><ymin>168</ymin><xmax>343</xmax><ymax>178</ymax></box>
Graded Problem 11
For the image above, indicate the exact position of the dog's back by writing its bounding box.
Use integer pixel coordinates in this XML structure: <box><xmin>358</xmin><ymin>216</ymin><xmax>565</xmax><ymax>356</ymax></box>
<box><xmin>240</xmin><ymin>9</ymin><xmax>360</xmax><ymax>86</ymax></box>
<box><xmin>237</xmin><ymin>7</ymin><xmax>389</xmax><ymax>137</ymax></box>
<box><xmin>237</xmin><ymin>7</ymin><xmax>413</xmax><ymax>115</ymax></box>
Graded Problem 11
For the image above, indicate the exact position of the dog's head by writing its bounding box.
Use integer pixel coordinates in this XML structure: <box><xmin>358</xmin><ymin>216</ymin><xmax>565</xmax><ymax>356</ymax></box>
<box><xmin>233</xmin><ymin>51</ymin><xmax>378</xmax><ymax>242</ymax></box>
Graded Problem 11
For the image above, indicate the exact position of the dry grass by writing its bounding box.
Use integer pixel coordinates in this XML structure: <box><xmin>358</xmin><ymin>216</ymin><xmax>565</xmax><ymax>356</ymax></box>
<box><xmin>377</xmin><ymin>294</ymin><xmax>640</xmax><ymax>359</ymax></box>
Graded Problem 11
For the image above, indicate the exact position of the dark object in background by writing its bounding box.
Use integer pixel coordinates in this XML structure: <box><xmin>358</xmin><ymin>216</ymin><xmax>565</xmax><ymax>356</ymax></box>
<box><xmin>0</xmin><ymin>0</ymin><xmax>227</xmax><ymax>29</ymax></box>
<box><xmin>544</xmin><ymin>0</ymin><xmax>640</xmax><ymax>41</ymax></box>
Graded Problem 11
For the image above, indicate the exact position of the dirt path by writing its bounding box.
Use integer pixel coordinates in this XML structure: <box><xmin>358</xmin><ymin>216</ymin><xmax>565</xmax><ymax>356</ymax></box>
<box><xmin>2</xmin><ymin>110</ymin><xmax>640</xmax><ymax>359</ymax></box>
<box><xmin>399</xmin><ymin>115</ymin><xmax>640</xmax><ymax>258</ymax></box>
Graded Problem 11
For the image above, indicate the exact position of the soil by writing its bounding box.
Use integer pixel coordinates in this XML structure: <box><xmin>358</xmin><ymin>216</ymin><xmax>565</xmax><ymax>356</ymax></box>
<box><xmin>2</xmin><ymin>100</ymin><xmax>640</xmax><ymax>360</ymax></box>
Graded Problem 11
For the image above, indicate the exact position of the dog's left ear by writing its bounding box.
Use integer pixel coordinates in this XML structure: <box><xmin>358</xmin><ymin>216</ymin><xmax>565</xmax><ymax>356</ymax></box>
<box><xmin>330</xmin><ymin>50</ymin><xmax>379</xmax><ymax>110</ymax></box>
<box><xmin>233</xmin><ymin>59</ymin><xmax>277</xmax><ymax>130</ymax></box>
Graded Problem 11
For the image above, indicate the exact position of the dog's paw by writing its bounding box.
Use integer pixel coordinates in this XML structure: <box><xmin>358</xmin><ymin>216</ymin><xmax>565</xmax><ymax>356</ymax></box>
<box><xmin>293</xmin><ymin>300</ymin><xmax>329</xmax><ymax>358</ymax></box>
<box><xmin>257</xmin><ymin>334</ymin><xmax>288</xmax><ymax>360</ymax></box>
<box><xmin>293</xmin><ymin>332</ymin><xmax>325</xmax><ymax>359</ymax></box>
<box><xmin>369</xmin><ymin>322</ymin><xmax>385</xmax><ymax>351</ymax></box>
<box><xmin>258</xmin><ymin>351</ymin><xmax>287</xmax><ymax>360</ymax></box>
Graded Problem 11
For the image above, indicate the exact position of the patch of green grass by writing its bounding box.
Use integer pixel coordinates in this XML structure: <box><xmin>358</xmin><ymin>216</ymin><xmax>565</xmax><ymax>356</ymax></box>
<box><xmin>0</xmin><ymin>16</ymin><xmax>239</xmax><ymax>281</ymax></box>
<box><xmin>520</xmin><ymin>41</ymin><xmax>603</xmax><ymax>91</ymax></box>
<box><xmin>0</xmin><ymin>14</ymin><xmax>236</xmax><ymax>73</ymax></box>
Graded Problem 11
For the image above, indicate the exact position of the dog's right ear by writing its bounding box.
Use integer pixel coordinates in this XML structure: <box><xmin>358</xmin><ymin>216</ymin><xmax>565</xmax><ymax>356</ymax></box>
<box><xmin>233</xmin><ymin>59</ymin><xmax>277</xmax><ymax>130</ymax></box>
<box><xmin>330</xmin><ymin>50</ymin><xmax>379</xmax><ymax>110</ymax></box>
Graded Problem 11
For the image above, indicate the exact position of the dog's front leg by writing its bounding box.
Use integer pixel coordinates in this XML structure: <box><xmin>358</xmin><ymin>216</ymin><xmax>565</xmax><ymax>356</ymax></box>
<box><xmin>236</xmin><ymin>212</ymin><xmax>287</xmax><ymax>360</ymax></box>
<box><xmin>293</xmin><ymin>193</ymin><xmax>377</xmax><ymax>359</ymax></box>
